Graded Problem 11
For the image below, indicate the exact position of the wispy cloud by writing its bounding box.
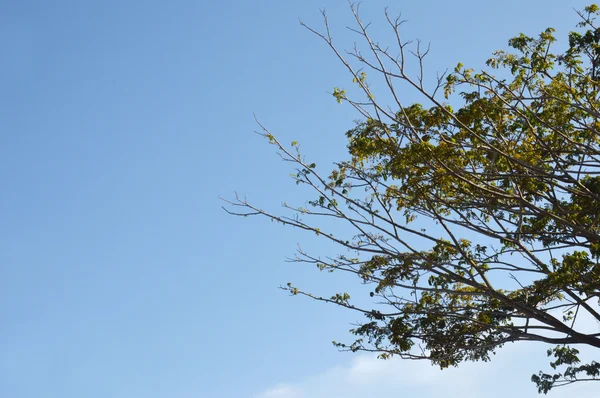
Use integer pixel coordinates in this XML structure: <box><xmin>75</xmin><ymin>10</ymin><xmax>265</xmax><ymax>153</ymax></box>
<box><xmin>255</xmin><ymin>341</ymin><xmax>599</xmax><ymax>398</ymax></box>
<box><xmin>256</xmin><ymin>384</ymin><xmax>300</xmax><ymax>398</ymax></box>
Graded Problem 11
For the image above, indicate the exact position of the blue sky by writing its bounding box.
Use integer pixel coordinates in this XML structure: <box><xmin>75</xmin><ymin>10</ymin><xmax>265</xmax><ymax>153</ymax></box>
<box><xmin>0</xmin><ymin>0</ymin><xmax>595</xmax><ymax>397</ymax></box>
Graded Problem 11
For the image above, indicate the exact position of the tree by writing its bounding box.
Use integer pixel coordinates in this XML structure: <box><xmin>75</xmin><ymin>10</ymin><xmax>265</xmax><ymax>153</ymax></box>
<box><xmin>225</xmin><ymin>4</ymin><xmax>600</xmax><ymax>394</ymax></box>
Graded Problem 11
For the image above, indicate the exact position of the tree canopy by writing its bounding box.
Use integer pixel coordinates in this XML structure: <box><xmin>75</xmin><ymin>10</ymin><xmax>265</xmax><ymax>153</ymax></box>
<box><xmin>226</xmin><ymin>4</ymin><xmax>600</xmax><ymax>394</ymax></box>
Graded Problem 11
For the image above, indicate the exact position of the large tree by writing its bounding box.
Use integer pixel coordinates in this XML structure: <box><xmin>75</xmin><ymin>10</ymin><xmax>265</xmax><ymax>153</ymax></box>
<box><xmin>226</xmin><ymin>4</ymin><xmax>600</xmax><ymax>393</ymax></box>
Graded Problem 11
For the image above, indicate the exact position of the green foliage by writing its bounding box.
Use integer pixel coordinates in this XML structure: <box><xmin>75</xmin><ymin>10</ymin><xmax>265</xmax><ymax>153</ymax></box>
<box><xmin>332</xmin><ymin>87</ymin><xmax>346</xmax><ymax>103</ymax></box>
<box><xmin>532</xmin><ymin>346</ymin><xmax>600</xmax><ymax>393</ymax></box>
<box><xmin>229</xmin><ymin>4</ymin><xmax>600</xmax><ymax>394</ymax></box>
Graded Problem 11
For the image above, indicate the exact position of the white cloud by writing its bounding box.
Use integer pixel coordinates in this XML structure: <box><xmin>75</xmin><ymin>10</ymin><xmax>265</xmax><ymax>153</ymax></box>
<box><xmin>256</xmin><ymin>384</ymin><xmax>300</xmax><ymax>398</ymax></box>
<box><xmin>255</xmin><ymin>341</ymin><xmax>599</xmax><ymax>398</ymax></box>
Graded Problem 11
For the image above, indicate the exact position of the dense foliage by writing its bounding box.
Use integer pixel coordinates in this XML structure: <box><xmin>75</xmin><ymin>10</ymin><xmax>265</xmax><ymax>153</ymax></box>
<box><xmin>227</xmin><ymin>4</ymin><xmax>600</xmax><ymax>393</ymax></box>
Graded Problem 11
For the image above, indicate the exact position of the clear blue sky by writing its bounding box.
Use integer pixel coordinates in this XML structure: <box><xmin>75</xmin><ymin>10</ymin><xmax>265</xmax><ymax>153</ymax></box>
<box><xmin>0</xmin><ymin>1</ymin><xmax>595</xmax><ymax>397</ymax></box>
